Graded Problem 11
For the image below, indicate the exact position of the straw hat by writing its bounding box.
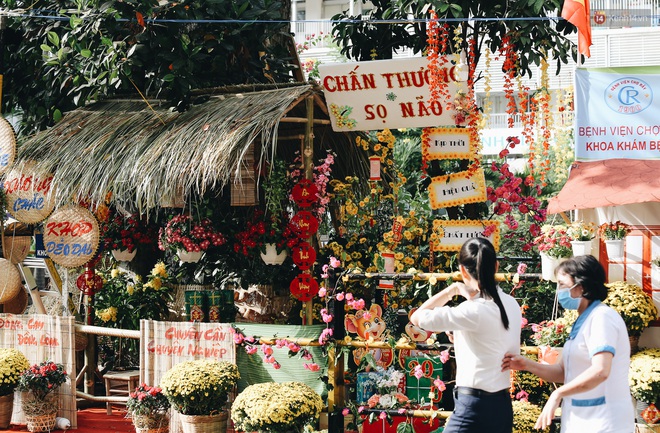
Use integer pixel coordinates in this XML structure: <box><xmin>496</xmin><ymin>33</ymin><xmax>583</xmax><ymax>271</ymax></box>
<box><xmin>0</xmin><ymin>117</ymin><xmax>16</xmax><ymax>176</ymax></box>
<box><xmin>0</xmin><ymin>258</ymin><xmax>22</xmax><ymax>304</ymax></box>
<box><xmin>2</xmin><ymin>286</ymin><xmax>28</xmax><ymax>314</ymax></box>
<box><xmin>43</xmin><ymin>204</ymin><xmax>100</xmax><ymax>268</ymax></box>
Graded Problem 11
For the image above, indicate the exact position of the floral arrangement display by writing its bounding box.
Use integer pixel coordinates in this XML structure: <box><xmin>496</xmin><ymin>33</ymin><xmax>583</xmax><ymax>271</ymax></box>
<box><xmin>233</xmin><ymin>209</ymin><xmax>301</xmax><ymax>257</ymax></box>
<box><xmin>94</xmin><ymin>262</ymin><xmax>173</xmax><ymax>368</ymax></box>
<box><xmin>0</xmin><ymin>348</ymin><xmax>30</xmax><ymax>396</ymax></box>
<box><xmin>366</xmin><ymin>367</ymin><xmax>408</xmax><ymax>410</ymax></box>
<box><xmin>99</xmin><ymin>209</ymin><xmax>155</xmax><ymax>253</ymax></box>
<box><xmin>598</xmin><ymin>221</ymin><xmax>631</xmax><ymax>240</ymax></box>
<box><xmin>566</xmin><ymin>220</ymin><xmax>596</xmax><ymax>242</ymax></box>
<box><xmin>230</xmin><ymin>381</ymin><xmax>323</xmax><ymax>433</ymax></box>
<box><xmin>512</xmin><ymin>400</ymin><xmax>548</xmax><ymax>433</ymax></box>
<box><xmin>533</xmin><ymin>224</ymin><xmax>572</xmax><ymax>259</ymax></box>
<box><xmin>530</xmin><ymin>310</ymin><xmax>578</xmax><ymax>347</ymax></box>
<box><xmin>629</xmin><ymin>348</ymin><xmax>660</xmax><ymax>408</ymax></box>
<box><xmin>158</xmin><ymin>214</ymin><xmax>226</xmax><ymax>254</ymax></box>
<box><xmin>289</xmin><ymin>149</ymin><xmax>335</xmax><ymax>221</ymax></box>
<box><xmin>604</xmin><ymin>281</ymin><xmax>658</xmax><ymax>337</ymax></box>
<box><xmin>17</xmin><ymin>361</ymin><xmax>68</xmax><ymax>401</ymax></box>
<box><xmin>160</xmin><ymin>359</ymin><xmax>240</xmax><ymax>415</ymax></box>
<box><xmin>127</xmin><ymin>383</ymin><xmax>170</xmax><ymax>430</ymax></box>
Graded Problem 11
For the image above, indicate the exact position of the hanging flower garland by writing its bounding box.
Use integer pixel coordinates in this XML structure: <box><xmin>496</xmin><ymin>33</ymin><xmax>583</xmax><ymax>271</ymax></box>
<box><xmin>487</xmin><ymin>136</ymin><xmax>546</xmax><ymax>251</ymax></box>
<box><xmin>500</xmin><ymin>35</ymin><xmax>518</xmax><ymax>129</ymax></box>
<box><xmin>426</xmin><ymin>12</ymin><xmax>451</xmax><ymax>108</ymax></box>
<box><xmin>534</xmin><ymin>55</ymin><xmax>553</xmax><ymax>186</ymax></box>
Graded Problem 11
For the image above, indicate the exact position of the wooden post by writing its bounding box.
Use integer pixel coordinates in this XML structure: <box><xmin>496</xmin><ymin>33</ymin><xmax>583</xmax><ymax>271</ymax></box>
<box><xmin>303</xmin><ymin>95</ymin><xmax>314</xmax><ymax>325</ymax></box>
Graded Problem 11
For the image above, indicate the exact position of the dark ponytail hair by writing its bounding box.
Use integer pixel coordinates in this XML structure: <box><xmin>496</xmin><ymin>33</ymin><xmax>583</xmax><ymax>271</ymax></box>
<box><xmin>458</xmin><ymin>238</ymin><xmax>510</xmax><ymax>330</ymax></box>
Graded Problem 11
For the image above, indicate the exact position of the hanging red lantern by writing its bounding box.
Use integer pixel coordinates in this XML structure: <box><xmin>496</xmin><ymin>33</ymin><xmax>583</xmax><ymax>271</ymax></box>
<box><xmin>291</xmin><ymin>210</ymin><xmax>319</xmax><ymax>238</ymax></box>
<box><xmin>290</xmin><ymin>273</ymin><xmax>319</xmax><ymax>302</ymax></box>
<box><xmin>292</xmin><ymin>242</ymin><xmax>316</xmax><ymax>270</ymax></box>
<box><xmin>76</xmin><ymin>264</ymin><xmax>103</xmax><ymax>296</ymax></box>
<box><xmin>292</xmin><ymin>179</ymin><xmax>318</xmax><ymax>208</ymax></box>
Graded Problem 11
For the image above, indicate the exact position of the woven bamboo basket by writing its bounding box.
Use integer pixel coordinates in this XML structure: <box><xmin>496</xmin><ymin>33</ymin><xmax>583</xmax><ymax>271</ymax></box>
<box><xmin>2</xmin><ymin>285</ymin><xmax>28</xmax><ymax>314</ymax></box>
<box><xmin>25</xmin><ymin>412</ymin><xmax>57</xmax><ymax>433</ymax></box>
<box><xmin>42</xmin><ymin>204</ymin><xmax>100</xmax><ymax>268</ymax></box>
<box><xmin>178</xmin><ymin>412</ymin><xmax>227</xmax><ymax>433</ymax></box>
<box><xmin>0</xmin><ymin>394</ymin><xmax>14</xmax><ymax>429</ymax></box>
<box><xmin>132</xmin><ymin>413</ymin><xmax>170</xmax><ymax>433</ymax></box>
<box><xmin>0</xmin><ymin>258</ymin><xmax>22</xmax><ymax>304</ymax></box>
<box><xmin>75</xmin><ymin>329</ymin><xmax>88</xmax><ymax>352</ymax></box>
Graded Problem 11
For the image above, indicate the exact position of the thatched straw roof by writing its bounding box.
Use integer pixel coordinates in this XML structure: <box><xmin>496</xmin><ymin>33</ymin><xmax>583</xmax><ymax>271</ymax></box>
<box><xmin>15</xmin><ymin>83</ymin><xmax>368</xmax><ymax>211</ymax></box>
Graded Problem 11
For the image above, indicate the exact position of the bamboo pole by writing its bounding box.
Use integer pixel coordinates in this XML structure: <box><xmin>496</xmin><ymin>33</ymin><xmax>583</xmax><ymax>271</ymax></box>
<box><xmin>303</xmin><ymin>95</ymin><xmax>315</xmax><ymax>325</ymax></box>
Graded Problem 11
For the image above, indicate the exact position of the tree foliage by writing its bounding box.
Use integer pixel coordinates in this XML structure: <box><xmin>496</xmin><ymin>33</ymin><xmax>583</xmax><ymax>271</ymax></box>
<box><xmin>2</xmin><ymin>0</ymin><xmax>295</xmax><ymax>135</ymax></box>
<box><xmin>331</xmin><ymin>0</ymin><xmax>578</xmax><ymax>77</ymax></box>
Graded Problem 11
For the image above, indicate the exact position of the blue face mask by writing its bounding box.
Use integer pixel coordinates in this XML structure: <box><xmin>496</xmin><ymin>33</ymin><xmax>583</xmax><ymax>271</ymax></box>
<box><xmin>557</xmin><ymin>283</ymin><xmax>580</xmax><ymax>310</ymax></box>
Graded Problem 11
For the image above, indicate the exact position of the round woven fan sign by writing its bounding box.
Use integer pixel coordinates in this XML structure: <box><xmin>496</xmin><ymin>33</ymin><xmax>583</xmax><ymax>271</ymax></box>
<box><xmin>0</xmin><ymin>258</ymin><xmax>22</xmax><ymax>304</ymax></box>
<box><xmin>0</xmin><ymin>117</ymin><xmax>17</xmax><ymax>176</ymax></box>
<box><xmin>43</xmin><ymin>204</ymin><xmax>100</xmax><ymax>268</ymax></box>
<box><xmin>3</xmin><ymin>163</ymin><xmax>56</xmax><ymax>224</ymax></box>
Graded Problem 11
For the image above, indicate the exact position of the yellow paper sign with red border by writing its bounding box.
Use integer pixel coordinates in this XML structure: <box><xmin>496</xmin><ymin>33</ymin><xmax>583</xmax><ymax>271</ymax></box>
<box><xmin>422</xmin><ymin>127</ymin><xmax>476</xmax><ymax>161</ymax></box>
<box><xmin>428</xmin><ymin>168</ymin><xmax>486</xmax><ymax>209</ymax></box>
<box><xmin>431</xmin><ymin>219</ymin><xmax>500</xmax><ymax>252</ymax></box>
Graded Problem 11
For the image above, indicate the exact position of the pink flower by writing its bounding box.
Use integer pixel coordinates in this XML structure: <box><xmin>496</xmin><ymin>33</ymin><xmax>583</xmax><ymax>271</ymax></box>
<box><xmin>335</xmin><ymin>292</ymin><xmax>345</xmax><ymax>301</ymax></box>
<box><xmin>329</xmin><ymin>257</ymin><xmax>341</xmax><ymax>268</ymax></box>
<box><xmin>379</xmin><ymin>412</ymin><xmax>387</xmax><ymax>420</ymax></box>
<box><xmin>287</xmin><ymin>342</ymin><xmax>301</xmax><ymax>353</ymax></box>
<box><xmin>318</xmin><ymin>287</ymin><xmax>327</xmax><ymax>298</ymax></box>
<box><xmin>517</xmin><ymin>263</ymin><xmax>528</xmax><ymax>275</ymax></box>
<box><xmin>233</xmin><ymin>333</ymin><xmax>244</xmax><ymax>344</ymax></box>
<box><xmin>433</xmin><ymin>378</ymin><xmax>446</xmax><ymax>392</ymax></box>
<box><xmin>440</xmin><ymin>350</ymin><xmax>450</xmax><ymax>364</ymax></box>
<box><xmin>273</xmin><ymin>361</ymin><xmax>281</xmax><ymax>370</ymax></box>
<box><xmin>261</xmin><ymin>344</ymin><xmax>273</xmax><ymax>356</ymax></box>
<box><xmin>397</xmin><ymin>408</ymin><xmax>406</xmax><ymax>414</ymax></box>
<box><xmin>304</xmin><ymin>363</ymin><xmax>320</xmax><ymax>372</ymax></box>
<box><xmin>345</xmin><ymin>292</ymin><xmax>354</xmax><ymax>301</ymax></box>
<box><xmin>413</xmin><ymin>364</ymin><xmax>424</xmax><ymax>380</ymax></box>
<box><xmin>245</xmin><ymin>345</ymin><xmax>258</xmax><ymax>355</ymax></box>
<box><xmin>342</xmin><ymin>408</ymin><xmax>350</xmax><ymax>416</ymax></box>
<box><xmin>358</xmin><ymin>406</ymin><xmax>365</xmax><ymax>413</ymax></box>
<box><xmin>521</xmin><ymin>317</ymin><xmax>528</xmax><ymax>328</ymax></box>
<box><xmin>516</xmin><ymin>390</ymin><xmax>529</xmax><ymax>402</ymax></box>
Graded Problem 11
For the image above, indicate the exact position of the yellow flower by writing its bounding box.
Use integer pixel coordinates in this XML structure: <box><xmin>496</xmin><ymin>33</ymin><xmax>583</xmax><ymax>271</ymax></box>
<box><xmin>126</xmin><ymin>284</ymin><xmax>135</xmax><ymax>295</ymax></box>
<box><xmin>111</xmin><ymin>269</ymin><xmax>120</xmax><ymax>278</ymax></box>
<box><xmin>152</xmin><ymin>262</ymin><xmax>168</xmax><ymax>278</ymax></box>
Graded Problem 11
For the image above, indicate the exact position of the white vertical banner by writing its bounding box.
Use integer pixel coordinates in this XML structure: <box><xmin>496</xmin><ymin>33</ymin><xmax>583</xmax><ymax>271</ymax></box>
<box><xmin>0</xmin><ymin>314</ymin><xmax>77</xmax><ymax>427</ymax></box>
<box><xmin>575</xmin><ymin>66</ymin><xmax>660</xmax><ymax>160</ymax></box>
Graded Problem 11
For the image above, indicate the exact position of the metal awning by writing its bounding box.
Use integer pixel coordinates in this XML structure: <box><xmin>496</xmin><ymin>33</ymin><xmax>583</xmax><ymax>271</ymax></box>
<box><xmin>547</xmin><ymin>159</ymin><xmax>660</xmax><ymax>214</ymax></box>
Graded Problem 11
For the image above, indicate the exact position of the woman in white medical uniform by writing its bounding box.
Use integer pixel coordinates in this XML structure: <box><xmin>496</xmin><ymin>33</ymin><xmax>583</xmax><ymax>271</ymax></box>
<box><xmin>502</xmin><ymin>255</ymin><xmax>634</xmax><ymax>433</ymax></box>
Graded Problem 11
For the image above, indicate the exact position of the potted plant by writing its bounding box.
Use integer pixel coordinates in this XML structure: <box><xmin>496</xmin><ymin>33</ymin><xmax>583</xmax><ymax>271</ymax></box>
<box><xmin>158</xmin><ymin>214</ymin><xmax>226</xmax><ymax>263</ymax></box>
<box><xmin>127</xmin><ymin>383</ymin><xmax>171</xmax><ymax>433</ymax></box>
<box><xmin>0</xmin><ymin>348</ymin><xmax>30</xmax><ymax>429</ymax></box>
<box><xmin>604</xmin><ymin>281</ymin><xmax>658</xmax><ymax>350</ymax></box>
<box><xmin>598</xmin><ymin>221</ymin><xmax>631</xmax><ymax>260</ymax></box>
<box><xmin>231</xmin><ymin>381</ymin><xmax>323</xmax><ymax>433</ymax></box>
<box><xmin>99</xmin><ymin>208</ymin><xmax>155</xmax><ymax>262</ymax></box>
<box><xmin>533</xmin><ymin>224</ymin><xmax>572</xmax><ymax>281</ymax></box>
<box><xmin>529</xmin><ymin>310</ymin><xmax>578</xmax><ymax>365</ymax></box>
<box><xmin>160</xmin><ymin>360</ymin><xmax>240</xmax><ymax>433</ymax></box>
<box><xmin>629</xmin><ymin>348</ymin><xmax>660</xmax><ymax>425</ymax></box>
<box><xmin>17</xmin><ymin>361</ymin><xmax>68</xmax><ymax>432</ymax></box>
<box><xmin>566</xmin><ymin>220</ymin><xmax>596</xmax><ymax>256</ymax></box>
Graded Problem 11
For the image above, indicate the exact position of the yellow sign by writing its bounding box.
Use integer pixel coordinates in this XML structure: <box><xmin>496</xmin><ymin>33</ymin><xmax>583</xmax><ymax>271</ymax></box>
<box><xmin>432</xmin><ymin>219</ymin><xmax>500</xmax><ymax>252</ymax></box>
<box><xmin>428</xmin><ymin>168</ymin><xmax>486</xmax><ymax>209</ymax></box>
<box><xmin>422</xmin><ymin>127</ymin><xmax>476</xmax><ymax>160</ymax></box>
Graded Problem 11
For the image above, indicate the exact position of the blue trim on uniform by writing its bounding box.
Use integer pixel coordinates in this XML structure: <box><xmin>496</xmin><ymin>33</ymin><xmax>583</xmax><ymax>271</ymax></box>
<box><xmin>571</xmin><ymin>396</ymin><xmax>606</xmax><ymax>407</ymax></box>
<box><xmin>590</xmin><ymin>345</ymin><xmax>615</xmax><ymax>357</ymax></box>
<box><xmin>568</xmin><ymin>300</ymin><xmax>601</xmax><ymax>340</ymax></box>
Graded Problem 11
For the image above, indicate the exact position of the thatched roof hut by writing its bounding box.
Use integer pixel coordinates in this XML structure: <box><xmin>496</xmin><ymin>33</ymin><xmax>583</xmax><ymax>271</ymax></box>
<box><xmin>15</xmin><ymin>83</ymin><xmax>368</xmax><ymax>211</ymax></box>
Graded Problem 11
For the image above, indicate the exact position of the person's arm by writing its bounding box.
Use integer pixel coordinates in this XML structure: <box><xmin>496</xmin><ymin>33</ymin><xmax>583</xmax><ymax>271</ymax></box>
<box><xmin>501</xmin><ymin>352</ymin><xmax>565</xmax><ymax>383</ymax></box>
<box><xmin>534</xmin><ymin>351</ymin><xmax>613</xmax><ymax>429</ymax></box>
<box><xmin>409</xmin><ymin>282</ymin><xmax>469</xmax><ymax>327</ymax></box>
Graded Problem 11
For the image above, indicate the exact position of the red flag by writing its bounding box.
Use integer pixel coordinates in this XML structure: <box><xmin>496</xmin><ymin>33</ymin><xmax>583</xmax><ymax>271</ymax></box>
<box><xmin>562</xmin><ymin>0</ymin><xmax>592</xmax><ymax>57</ymax></box>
